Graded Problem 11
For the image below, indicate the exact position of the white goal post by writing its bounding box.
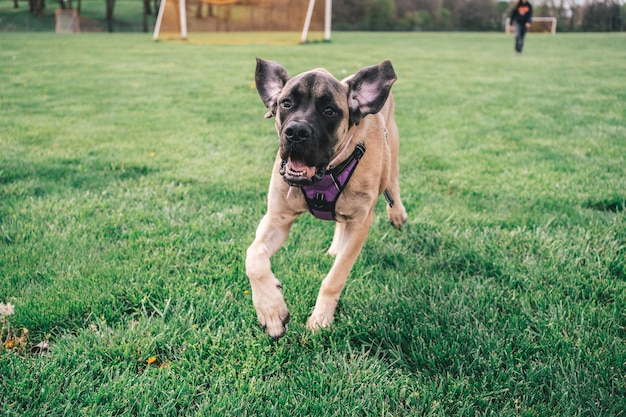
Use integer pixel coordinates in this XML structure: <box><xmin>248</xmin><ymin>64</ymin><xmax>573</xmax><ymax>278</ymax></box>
<box><xmin>153</xmin><ymin>0</ymin><xmax>188</xmax><ymax>40</ymax></box>
<box><xmin>505</xmin><ymin>17</ymin><xmax>557</xmax><ymax>35</ymax></box>
<box><xmin>301</xmin><ymin>0</ymin><xmax>332</xmax><ymax>43</ymax></box>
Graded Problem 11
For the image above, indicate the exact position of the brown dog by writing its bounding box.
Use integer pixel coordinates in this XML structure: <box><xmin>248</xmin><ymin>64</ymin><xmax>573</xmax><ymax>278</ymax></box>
<box><xmin>246</xmin><ymin>58</ymin><xmax>407</xmax><ymax>339</ymax></box>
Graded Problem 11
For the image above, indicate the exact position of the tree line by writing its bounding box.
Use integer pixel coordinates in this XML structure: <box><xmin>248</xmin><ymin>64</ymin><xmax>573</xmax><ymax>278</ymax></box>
<box><xmin>334</xmin><ymin>0</ymin><xmax>625</xmax><ymax>32</ymax></box>
<box><xmin>14</xmin><ymin>0</ymin><xmax>157</xmax><ymax>32</ymax></box>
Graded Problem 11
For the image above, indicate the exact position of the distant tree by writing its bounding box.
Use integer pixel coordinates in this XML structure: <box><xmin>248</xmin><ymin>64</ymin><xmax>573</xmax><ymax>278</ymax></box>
<box><xmin>106</xmin><ymin>0</ymin><xmax>115</xmax><ymax>32</ymax></box>
<box><xmin>457</xmin><ymin>0</ymin><xmax>501</xmax><ymax>30</ymax></box>
<box><xmin>582</xmin><ymin>0</ymin><xmax>623</xmax><ymax>31</ymax></box>
<box><xmin>438</xmin><ymin>7</ymin><xmax>452</xmax><ymax>29</ymax></box>
<box><xmin>143</xmin><ymin>0</ymin><xmax>153</xmax><ymax>32</ymax></box>
<box><xmin>28</xmin><ymin>0</ymin><xmax>45</xmax><ymax>16</ymax></box>
<box><xmin>366</xmin><ymin>0</ymin><xmax>397</xmax><ymax>30</ymax></box>
<box><xmin>333</xmin><ymin>0</ymin><xmax>373</xmax><ymax>29</ymax></box>
<box><xmin>329</xmin><ymin>0</ymin><xmax>626</xmax><ymax>32</ymax></box>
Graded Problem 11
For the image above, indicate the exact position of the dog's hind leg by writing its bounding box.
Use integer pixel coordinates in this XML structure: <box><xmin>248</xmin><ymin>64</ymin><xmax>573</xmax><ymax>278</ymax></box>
<box><xmin>307</xmin><ymin>211</ymin><xmax>374</xmax><ymax>331</ymax></box>
<box><xmin>246</xmin><ymin>213</ymin><xmax>295</xmax><ymax>339</ymax></box>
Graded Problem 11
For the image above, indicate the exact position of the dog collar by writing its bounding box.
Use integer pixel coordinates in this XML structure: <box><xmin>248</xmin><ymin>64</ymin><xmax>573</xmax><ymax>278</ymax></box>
<box><xmin>301</xmin><ymin>143</ymin><xmax>366</xmax><ymax>221</ymax></box>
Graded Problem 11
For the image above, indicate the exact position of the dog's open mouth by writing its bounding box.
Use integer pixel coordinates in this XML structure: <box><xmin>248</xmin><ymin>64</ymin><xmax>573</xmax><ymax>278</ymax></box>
<box><xmin>280</xmin><ymin>159</ymin><xmax>326</xmax><ymax>186</ymax></box>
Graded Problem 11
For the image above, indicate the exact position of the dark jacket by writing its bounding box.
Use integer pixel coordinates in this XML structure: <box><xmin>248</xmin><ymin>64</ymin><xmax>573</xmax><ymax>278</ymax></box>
<box><xmin>510</xmin><ymin>1</ymin><xmax>533</xmax><ymax>25</ymax></box>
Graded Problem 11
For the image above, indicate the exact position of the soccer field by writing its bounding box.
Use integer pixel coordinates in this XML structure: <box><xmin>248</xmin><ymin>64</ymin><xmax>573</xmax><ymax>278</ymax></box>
<box><xmin>1</xmin><ymin>32</ymin><xmax>625</xmax><ymax>416</ymax></box>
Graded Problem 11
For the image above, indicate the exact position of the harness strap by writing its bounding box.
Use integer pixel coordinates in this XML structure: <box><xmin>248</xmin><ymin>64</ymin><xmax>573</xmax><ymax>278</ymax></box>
<box><xmin>302</xmin><ymin>143</ymin><xmax>366</xmax><ymax>220</ymax></box>
<box><xmin>383</xmin><ymin>189</ymin><xmax>395</xmax><ymax>208</ymax></box>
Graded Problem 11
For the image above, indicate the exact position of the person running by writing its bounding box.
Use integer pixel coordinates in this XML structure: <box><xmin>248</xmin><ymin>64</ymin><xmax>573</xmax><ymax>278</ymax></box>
<box><xmin>510</xmin><ymin>0</ymin><xmax>533</xmax><ymax>55</ymax></box>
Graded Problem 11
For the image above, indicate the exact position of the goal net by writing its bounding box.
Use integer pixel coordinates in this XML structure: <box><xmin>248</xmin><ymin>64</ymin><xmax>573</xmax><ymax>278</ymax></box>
<box><xmin>153</xmin><ymin>0</ymin><xmax>327</xmax><ymax>43</ymax></box>
<box><xmin>505</xmin><ymin>17</ymin><xmax>557</xmax><ymax>34</ymax></box>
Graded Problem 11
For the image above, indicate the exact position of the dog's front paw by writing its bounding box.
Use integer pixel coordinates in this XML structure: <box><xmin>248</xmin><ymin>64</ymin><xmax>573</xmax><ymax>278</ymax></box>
<box><xmin>258</xmin><ymin>307</ymin><xmax>290</xmax><ymax>339</ymax></box>
<box><xmin>252</xmin><ymin>282</ymin><xmax>290</xmax><ymax>339</ymax></box>
<box><xmin>306</xmin><ymin>301</ymin><xmax>336</xmax><ymax>332</ymax></box>
<box><xmin>306</xmin><ymin>313</ymin><xmax>334</xmax><ymax>332</ymax></box>
<box><xmin>387</xmin><ymin>204</ymin><xmax>408</xmax><ymax>229</ymax></box>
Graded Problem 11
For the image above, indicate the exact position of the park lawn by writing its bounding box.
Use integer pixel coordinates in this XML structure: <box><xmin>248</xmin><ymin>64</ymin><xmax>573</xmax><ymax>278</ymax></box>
<box><xmin>1</xmin><ymin>32</ymin><xmax>625</xmax><ymax>416</ymax></box>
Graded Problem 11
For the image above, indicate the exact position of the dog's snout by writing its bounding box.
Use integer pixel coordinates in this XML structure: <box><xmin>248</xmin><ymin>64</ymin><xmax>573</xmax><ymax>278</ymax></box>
<box><xmin>284</xmin><ymin>122</ymin><xmax>312</xmax><ymax>143</ymax></box>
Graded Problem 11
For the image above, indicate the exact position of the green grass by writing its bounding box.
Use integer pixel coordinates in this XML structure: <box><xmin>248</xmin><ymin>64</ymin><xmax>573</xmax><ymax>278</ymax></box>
<box><xmin>1</xmin><ymin>32</ymin><xmax>625</xmax><ymax>416</ymax></box>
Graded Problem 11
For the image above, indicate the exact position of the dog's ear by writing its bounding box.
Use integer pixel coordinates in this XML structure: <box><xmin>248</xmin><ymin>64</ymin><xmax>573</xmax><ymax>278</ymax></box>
<box><xmin>255</xmin><ymin>58</ymin><xmax>290</xmax><ymax>119</ymax></box>
<box><xmin>345</xmin><ymin>60</ymin><xmax>397</xmax><ymax>125</ymax></box>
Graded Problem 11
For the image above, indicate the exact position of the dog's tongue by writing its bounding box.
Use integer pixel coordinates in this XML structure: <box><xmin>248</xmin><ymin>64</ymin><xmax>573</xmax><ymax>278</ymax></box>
<box><xmin>287</xmin><ymin>159</ymin><xmax>316</xmax><ymax>179</ymax></box>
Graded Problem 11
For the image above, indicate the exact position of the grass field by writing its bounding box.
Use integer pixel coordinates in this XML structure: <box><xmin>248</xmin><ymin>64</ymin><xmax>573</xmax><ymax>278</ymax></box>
<box><xmin>1</xmin><ymin>32</ymin><xmax>625</xmax><ymax>416</ymax></box>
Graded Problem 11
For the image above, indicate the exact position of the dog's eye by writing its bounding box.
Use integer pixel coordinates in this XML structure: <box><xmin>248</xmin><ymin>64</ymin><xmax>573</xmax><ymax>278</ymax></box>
<box><xmin>323</xmin><ymin>107</ymin><xmax>337</xmax><ymax>117</ymax></box>
<box><xmin>280</xmin><ymin>99</ymin><xmax>292</xmax><ymax>109</ymax></box>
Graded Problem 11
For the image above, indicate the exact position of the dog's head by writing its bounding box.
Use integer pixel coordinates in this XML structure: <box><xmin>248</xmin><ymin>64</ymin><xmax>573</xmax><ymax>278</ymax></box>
<box><xmin>255</xmin><ymin>58</ymin><xmax>396</xmax><ymax>187</ymax></box>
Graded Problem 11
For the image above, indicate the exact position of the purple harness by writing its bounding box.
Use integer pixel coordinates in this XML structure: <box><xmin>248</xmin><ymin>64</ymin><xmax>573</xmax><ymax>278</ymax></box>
<box><xmin>301</xmin><ymin>143</ymin><xmax>366</xmax><ymax>220</ymax></box>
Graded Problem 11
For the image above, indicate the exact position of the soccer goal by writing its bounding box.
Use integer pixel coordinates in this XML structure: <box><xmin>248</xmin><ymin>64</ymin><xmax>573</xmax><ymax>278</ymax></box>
<box><xmin>55</xmin><ymin>9</ymin><xmax>80</xmax><ymax>33</ymax></box>
<box><xmin>153</xmin><ymin>0</ymin><xmax>330</xmax><ymax>43</ymax></box>
<box><xmin>505</xmin><ymin>17</ymin><xmax>557</xmax><ymax>35</ymax></box>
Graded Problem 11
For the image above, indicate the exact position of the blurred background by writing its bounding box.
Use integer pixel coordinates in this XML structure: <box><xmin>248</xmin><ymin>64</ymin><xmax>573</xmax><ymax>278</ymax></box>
<box><xmin>0</xmin><ymin>0</ymin><xmax>624</xmax><ymax>34</ymax></box>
